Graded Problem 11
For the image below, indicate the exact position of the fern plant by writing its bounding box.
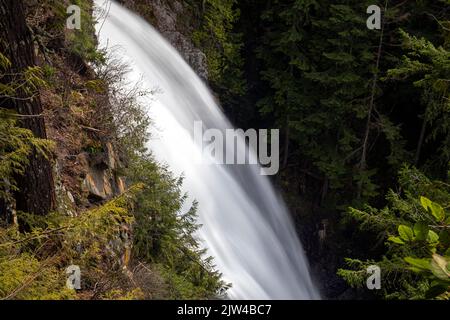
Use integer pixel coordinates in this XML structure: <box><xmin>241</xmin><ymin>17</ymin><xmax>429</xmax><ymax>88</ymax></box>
<box><xmin>0</xmin><ymin>110</ymin><xmax>54</xmax><ymax>207</ymax></box>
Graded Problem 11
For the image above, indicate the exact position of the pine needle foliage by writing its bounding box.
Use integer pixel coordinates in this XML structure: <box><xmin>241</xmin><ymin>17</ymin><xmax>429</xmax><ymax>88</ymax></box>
<box><xmin>339</xmin><ymin>166</ymin><xmax>450</xmax><ymax>299</ymax></box>
<box><xmin>0</xmin><ymin>185</ymin><xmax>142</xmax><ymax>300</ymax></box>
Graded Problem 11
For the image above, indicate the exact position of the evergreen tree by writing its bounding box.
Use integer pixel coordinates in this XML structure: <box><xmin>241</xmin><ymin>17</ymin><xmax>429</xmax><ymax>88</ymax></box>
<box><xmin>254</xmin><ymin>0</ymin><xmax>450</xmax><ymax>206</ymax></box>
<box><xmin>387</xmin><ymin>30</ymin><xmax>450</xmax><ymax>175</ymax></box>
<box><xmin>0</xmin><ymin>0</ymin><xmax>56</xmax><ymax>217</ymax></box>
<box><xmin>257</xmin><ymin>0</ymin><xmax>392</xmax><ymax>203</ymax></box>
<box><xmin>339</xmin><ymin>166</ymin><xmax>450</xmax><ymax>299</ymax></box>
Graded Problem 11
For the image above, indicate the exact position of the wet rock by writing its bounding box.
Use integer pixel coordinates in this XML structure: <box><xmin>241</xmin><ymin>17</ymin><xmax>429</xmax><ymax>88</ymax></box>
<box><xmin>54</xmin><ymin>160</ymin><xmax>77</xmax><ymax>216</ymax></box>
<box><xmin>123</xmin><ymin>0</ymin><xmax>209</xmax><ymax>80</ymax></box>
<box><xmin>83</xmin><ymin>167</ymin><xmax>114</xmax><ymax>200</ymax></box>
<box><xmin>106</xmin><ymin>142</ymin><xmax>119</xmax><ymax>170</ymax></box>
<box><xmin>67</xmin><ymin>190</ymin><xmax>75</xmax><ymax>204</ymax></box>
<box><xmin>79</xmin><ymin>143</ymin><xmax>126</xmax><ymax>203</ymax></box>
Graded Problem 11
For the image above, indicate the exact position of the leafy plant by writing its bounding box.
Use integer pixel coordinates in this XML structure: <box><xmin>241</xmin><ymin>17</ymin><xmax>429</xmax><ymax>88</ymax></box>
<box><xmin>191</xmin><ymin>0</ymin><xmax>246</xmax><ymax>105</ymax></box>
<box><xmin>0</xmin><ymin>110</ymin><xmax>54</xmax><ymax>206</ymax></box>
<box><xmin>339</xmin><ymin>166</ymin><xmax>450</xmax><ymax>299</ymax></box>
<box><xmin>391</xmin><ymin>196</ymin><xmax>450</xmax><ymax>298</ymax></box>
<box><xmin>386</xmin><ymin>30</ymin><xmax>450</xmax><ymax>169</ymax></box>
<box><xmin>126</xmin><ymin>153</ymin><xmax>227</xmax><ymax>299</ymax></box>
<box><xmin>0</xmin><ymin>185</ymin><xmax>142</xmax><ymax>299</ymax></box>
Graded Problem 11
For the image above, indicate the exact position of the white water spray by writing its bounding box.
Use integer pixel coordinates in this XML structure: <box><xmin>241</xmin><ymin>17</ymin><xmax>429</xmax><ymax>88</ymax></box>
<box><xmin>94</xmin><ymin>0</ymin><xmax>319</xmax><ymax>299</ymax></box>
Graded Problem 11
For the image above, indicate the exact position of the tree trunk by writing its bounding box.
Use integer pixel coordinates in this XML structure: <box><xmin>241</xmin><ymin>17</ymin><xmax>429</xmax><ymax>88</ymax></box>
<box><xmin>358</xmin><ymin>0</ymin><xmax>388</xmax><ymax>199</ymax></box>
<box><xmin>283</xmin><ymin>114</ymin><xmax>290</xmax><ymax>168</ymax></box>
<box><xmin>0</xmin><ymin>0</ymin><xmax>55</xmax><ymax>217</ymax></box>
<box><xmin>414</xmin><ymin>112</ymin><xmax>427</xmax><ymax>166</ymax></box>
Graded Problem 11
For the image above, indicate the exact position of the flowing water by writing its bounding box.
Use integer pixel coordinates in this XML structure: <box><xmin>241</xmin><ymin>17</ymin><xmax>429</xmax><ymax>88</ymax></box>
<box><xmin>94</xmin><ymin>0</ymin><xmax>319</xmax><ymax>299</ymax></box>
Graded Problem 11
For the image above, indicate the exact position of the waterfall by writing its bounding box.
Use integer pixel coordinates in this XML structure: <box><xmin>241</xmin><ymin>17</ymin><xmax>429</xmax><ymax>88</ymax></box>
<box><xmin>94</xmin><ymin>0</ymin><xmax>319</xmax><ymax>299</ymax></box>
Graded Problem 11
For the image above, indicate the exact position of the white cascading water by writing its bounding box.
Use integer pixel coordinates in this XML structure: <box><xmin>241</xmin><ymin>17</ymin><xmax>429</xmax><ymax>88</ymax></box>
<box><xmin>94</xmin><ymin>0</ymin><xmax>319</xmax><ymax>299</ymax></box>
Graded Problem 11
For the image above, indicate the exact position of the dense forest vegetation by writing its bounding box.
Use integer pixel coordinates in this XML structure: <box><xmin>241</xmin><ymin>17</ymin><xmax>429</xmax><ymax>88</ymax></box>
<box><xmin>0</xmin><ymin>0</ymin><xmax>224</xmax><ymax>299</ymax></box>
<box><xmin>183</xmin><ymin>0</ymin><xmax>450</xmax><ymax>299</ymax></box>
<box><xmin>0</xmin><ymin>0</ymin><xmax>449</xmax><ymax>300</ymax></box>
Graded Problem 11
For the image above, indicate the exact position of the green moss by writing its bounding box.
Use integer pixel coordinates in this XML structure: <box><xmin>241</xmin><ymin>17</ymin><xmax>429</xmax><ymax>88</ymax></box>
<box><xmin>0</xmin><ymin>0</ymin><xmax>226</xmax><ymax>300</ymax></box>
<box><xmin>0</xmin><ymin>185</ymin><xmax>143</xmax><ymax>299</ymax></box>
<box><xmin>68</xmin><ymin>0</ymin><xmax>104</xmax><ymax>63</ymax></box>
<box><xmin>0</xmin><ymin>253</ymin><xmax>76</xmax><ymax>300</ymax></box>
<box><xmin>190</xmin><ymin>0</ymin><xmax>246</xmax><ymax>100</ymax></box>
<box><xmin>0</xmin><ymin>109</ymin><xmax>54</xmax><ymax>205</ymax></box>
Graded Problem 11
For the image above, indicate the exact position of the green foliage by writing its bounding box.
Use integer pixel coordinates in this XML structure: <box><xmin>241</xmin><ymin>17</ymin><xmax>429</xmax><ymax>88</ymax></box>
<box><xmin>387</xmin><ymin>30</ymin><xmax>450</xmax><ymax>167</ymax></box>
<box><xmin>256</xmin><ymin>0</ymin><xmax>393</xmax><ymax>203</ymax></box>
<box><xmin>0</xmin><ymin>252</ymin><xmax>75</xmax><ymax>300</ymax></box>
<box><xmin>340</xmin><ymin>166</ymin><xmax>450</xmax><ymax>299</ymax></box>
<box><xmin>126</xmin><ymin>153</ymin><xmax>226</xmax><ymax>299</ymax></box>
<box><xmin>0</xmin><ymin>52</ymin><xmax>54</xmax><ymax>207</ymax></box>
<box><xmin>0</xmin><ymin>52</ymin><xmax>11</xmax><ymax>70</ymax></box>
<box><xmin>0</xmin><ymin>104</ymin><xmax>221</xmax><ymax>300</ymax></box>
<box><xmin>1</xmin><ymin>0</ymin><xmax>225</xmax><ymax>300</ymax></box>
<box><xmin>60</xmin><ymin>185</ymin><xmax>140</xmax><ymax>266</ymax></box>
<box><xmin>421</xmin><ymin>196</ymin><xmax>446</xmax><ymax>222</ymax></box>
<box><xmin>95</xmin><ymin>55</ymin><xmax>152</xmax><ymax>159</ymax></box>
<box><xmin>0</xmin><ymin>52</ymin><xmax>48</xmax><ymax>100</ymax></box>
<box><xmin>91</xmin><ymin>42</ymin><xmax>225</xmax><ymax>298</ymax></box>
<box><xmin>92</xmin><ymin>44</ymin><xmax>224</xmax><ymax>298</ymax></box>
<box><xmin>0</xmin><ymin>185</ymin><xmax>142</xmax><ymax>299</ymax></box>
<box><xmin>0</xmin><ymin>110</ymin><xmax>54</xmax><ymax>205</ymax></box>
<box><xmin>70</xmin><ymin>0</ymin><xmax>104</xmax><ymax>63</ymax></box>
<box><xmin>240</xmin><ymin>0</ymin><xmax>450</xmax><ymax>208</ymax></box>
<box><xmin>191</xmin><ymin>0</ymin><xmax>246</xmax><ymax>104</ymax></box>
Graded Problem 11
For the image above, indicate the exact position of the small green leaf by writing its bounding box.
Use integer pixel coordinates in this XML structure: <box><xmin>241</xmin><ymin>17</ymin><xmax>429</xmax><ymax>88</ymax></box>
<box><xmin>413</xmin><ymin>222</ymin><xmax>428</xmax><ymax>241</ymax></box>
<box><xmin>420</xmin><ymin>196</ymin><xmax>432</xmax><ymax>209</ymax></box>
<box><xmin>404</xmin><ymin>256</ymin><xmax>431</xmax><ymax>272</ymax></box>
<box><xmin>388</xmin><ymin>236</ymin><xmax>405</xmax><ymax>244</ymax></box>
<box><xmin>398</xmin><ymin>225</ymin><xmax>414</xmax><ymax>242</ymax></box>
<box><xmin>427</xmin><ymin>230</ymin><xmax>439</xmax><ymax>244</ymax></box>
<box><xmin>420</xmin><ymin>196</ymin><xmax>445</xmax><ymax>221</ymax></box>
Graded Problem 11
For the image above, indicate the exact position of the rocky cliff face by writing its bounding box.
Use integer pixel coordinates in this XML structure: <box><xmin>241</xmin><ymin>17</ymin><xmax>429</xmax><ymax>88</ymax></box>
<box><xmin>79</xmin><ymin>143</ymin><xmax>126</xmax><ymax>201</ymax></box>
<box><xmin>29</xmin><ymin>0</ymin><xmax>207</xmax><ymax>213</ymax></box>
<box><xmin>120</xmin><ymin>0</ymin><xmax>208</xmax><ymax>80</ymax></box>
<box><xmin>25</xmin><ymin>0</ymin><xmax>128</xmax><ymax>211</ymax></box>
